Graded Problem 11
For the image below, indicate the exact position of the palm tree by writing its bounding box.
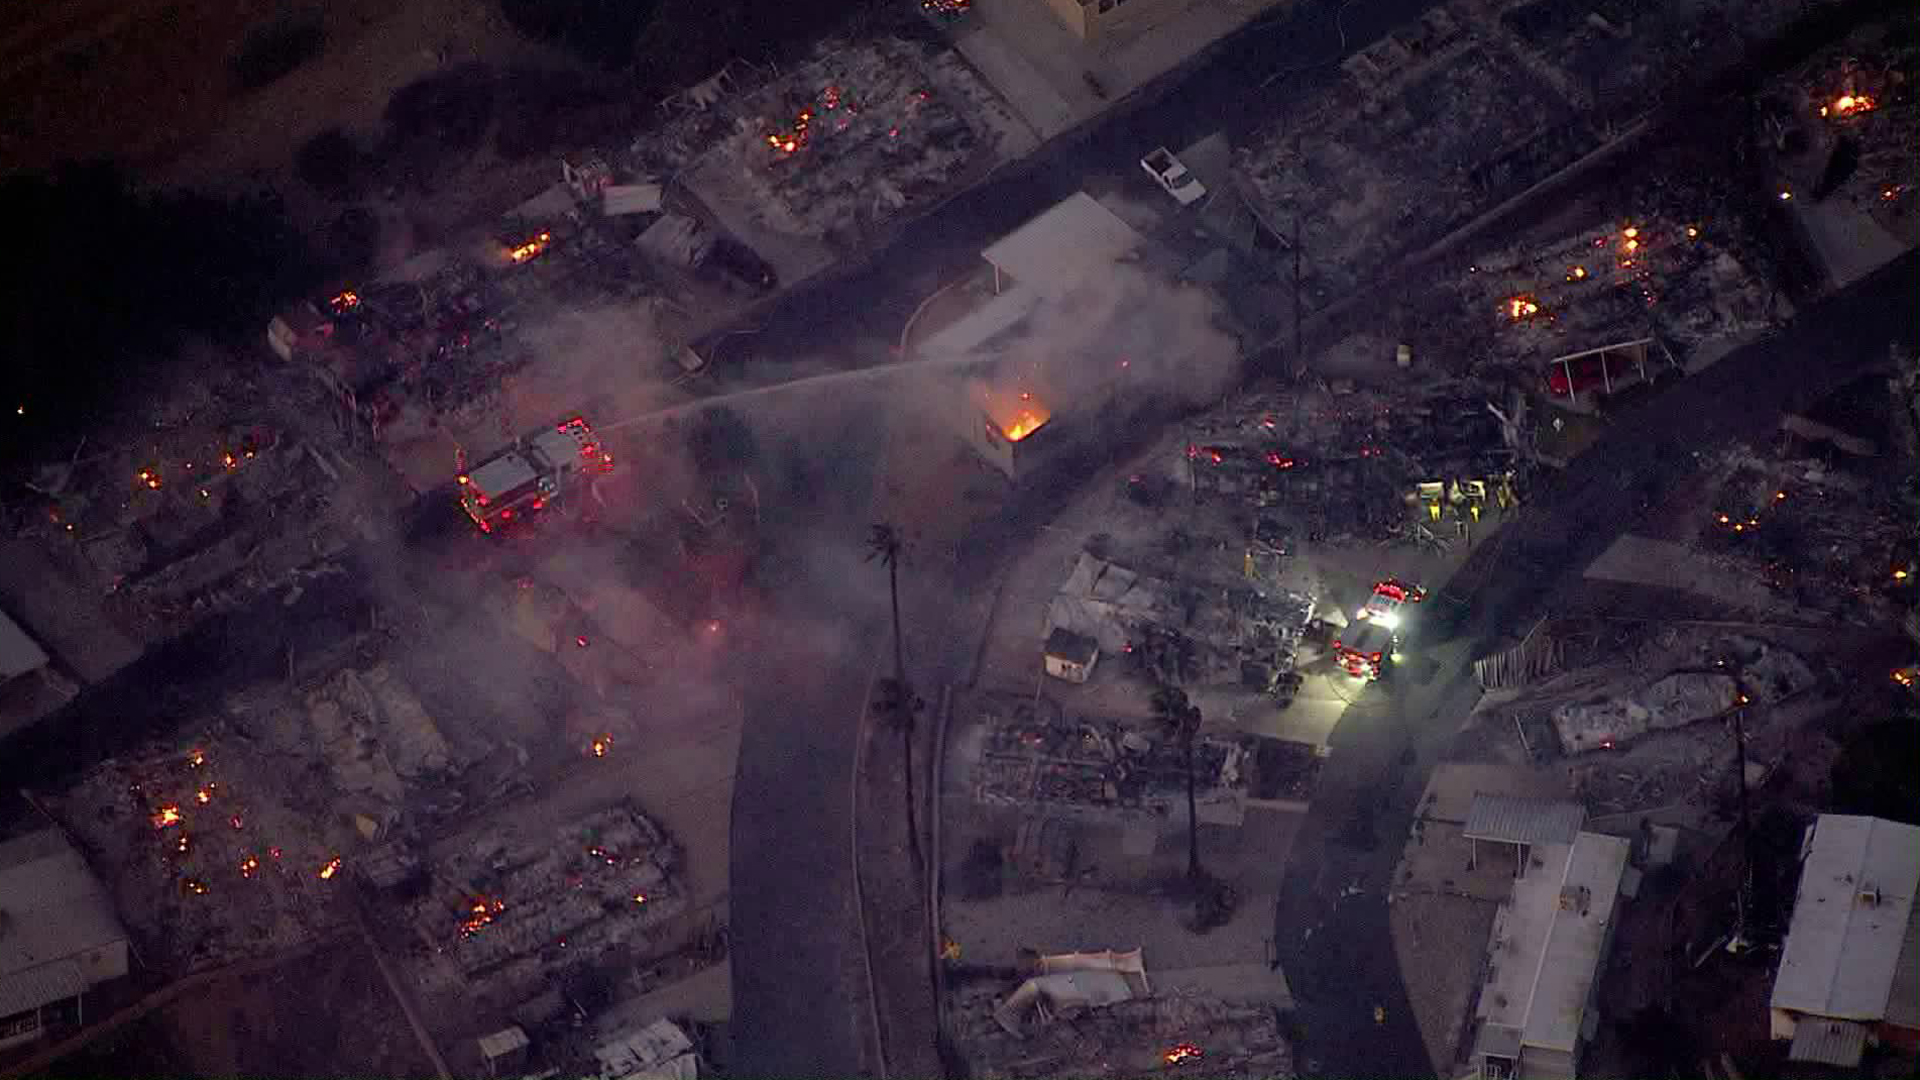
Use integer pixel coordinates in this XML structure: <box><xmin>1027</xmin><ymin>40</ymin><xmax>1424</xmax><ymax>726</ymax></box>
<box><xmin>1150</xmin><ymin>684</ymin><xmax>1205</xmax><ymax>882</ymax></box>
<box><xmin>866</xmin><ymin>525</ymin><xmax>906</xmax><ymax>683</ymax></box>
<box><xmin>866</xmin><ymin>524</ymin><xmax>924</xmax><ymax>881</ymax></box>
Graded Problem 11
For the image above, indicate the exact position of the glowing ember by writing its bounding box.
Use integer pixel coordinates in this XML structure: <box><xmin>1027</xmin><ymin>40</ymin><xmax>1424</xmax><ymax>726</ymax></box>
<box><xmin>587</xmin><ymin>845</ymin><xmax>620</xmax><ymax>866</ymax></box>
<box><xmin>230</xmin><ymin>814</ymin><xmax>244</xmax><ymax>830</ymax></box>
<box><xmin>1165</xmin><ymin>1043</ymin><xmax>1203</xmax><ymax>1065</ymax></box>
<box><xmin>176</xmin><ymin>833</ymin><xmax>191</xmax><ymax>854</ymax></box>
<box><xmin>1622</xmin><ymin>226</ymin><xmax>1638</xmax><ymax>239</ymax></box>
<box><xmin>223</xmin><ymin>452</ymin><xmax>238</xmax><ymax>469</ymax></box>
<box><xmin>153</xmin><ymin>805</ymin><xmax>183</xmax><ymax>829</ymax></box>
<box><xmin>188</xmin><ymin>749</ymin><xmax>206</xmax><ymax>769</ymax></box>
<box><xmin>921</xmin><ymin>0</ymin><xmax>971</xmax><ymax>13</ymax></box>
<box><xmin>1505</xmin><ymin>295</ymin><xmax>1542</xmax><ymax>320</ymax></box>
<box><xmin>195</xmin><ymin>785</ymin><xmax>215</xmax><ymax>805</ymax></box>
<box><xmin>1779</xmin><ymin>189</ymin><xmax>1793</xmax><ymax>201</ymax></box>
<box><xmin>1820</xmin><ymin>94</ymin><xmax>1875</xmax><ymax>118</ymax></box>
<box><xmin>330</xmin><ymin>290</ymin><xmax>361</xmax><ymax>313</ymax></box>
<box><xmin>269</xmin><ymin>846</ymin><xmax>283</xmax><ymax>859</ymax></box>
<box><xmin>1896</xmin><ymin>569</ymin><xmax>1910</xmax><ymax>581</ymax></box>
<box><xmin>632</xmin><ymin>893</ymin><xmax>648</xmax><ymax>904</ymax></box>
<box><xmin>1894</xmin><ymin>669</ymin><xmax>1915</xmax><ymax>687</ymax></box>
<box><xmin>460</xmin><ymin>896</ymin><xmax>507</xmax><ymax>938</ymax></box>
<box><xmin>1566</xmin><ymin>266</ymin><xmax>1588</xmax><ymax>281</ymax></box>
<box><xmin>138</xmin><ymin>468</ymin><xmax>162</xmax><ymax>490</ymax></box>
<box><xmin>185</xmin><ymin>878</ymin><xmax>209</xmax><ymax>896</ymax></box>
<box><xmin>1686</xmin><ymin>225</ymin><xmax>1700</xmax><ymax>239</ymax></box>
<box><xmin>576</xmin><ymin>635</ymin><xmax>590</xmax><ymax>648</ymax></box>
<box><xmin>591</xmin><ymin>735</ymin><xmax>612</xmax><ymax>758</ymax></box>
<box><xmin>508</xmin><ymin>231</ymin><xmax>552</xmax><ymax>263</ymax></box>
<box><xmin>240</xmin><ymin>855</ymin><xmax>260</xmax><ymax>878</ymax></box>
<box><xmin>317</xmin><ymin>856</ymin><xmax>342</xmax><ymax>881</ymax></box>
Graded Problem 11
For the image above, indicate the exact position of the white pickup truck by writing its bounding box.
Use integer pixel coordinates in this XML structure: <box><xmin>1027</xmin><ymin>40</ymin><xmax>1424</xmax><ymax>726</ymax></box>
<box><xmin>1141</xmin><ymin>147</ymin><xmax>1207</xmax><ymax>206</ymax></box>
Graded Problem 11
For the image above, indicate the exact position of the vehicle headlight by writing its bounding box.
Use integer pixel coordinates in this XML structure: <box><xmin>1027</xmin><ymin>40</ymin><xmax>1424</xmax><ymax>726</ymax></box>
<box><xmin>1377</xmin><ymin>612</ymin><xmax>1401</xmax><ymax>630</ymax></box>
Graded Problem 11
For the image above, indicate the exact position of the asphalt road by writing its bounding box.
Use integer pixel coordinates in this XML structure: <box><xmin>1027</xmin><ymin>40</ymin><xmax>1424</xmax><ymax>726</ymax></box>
<box><xmin>1269</xmin><ymin>250</ymin><xmax>1919</xmax><ymax>1079</ymax></box>
<box><xmin>727</xmin><ymin>0</ymin><xmax>1447</xmax><ymax>364</ymax></box>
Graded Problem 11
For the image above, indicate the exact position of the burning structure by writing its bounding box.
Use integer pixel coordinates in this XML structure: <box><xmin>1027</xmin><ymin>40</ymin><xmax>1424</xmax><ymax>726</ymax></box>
<box><xmin>955</xmin><ymin>382</ymin><xmax>1059</xmax><ymax>480</ymax></box>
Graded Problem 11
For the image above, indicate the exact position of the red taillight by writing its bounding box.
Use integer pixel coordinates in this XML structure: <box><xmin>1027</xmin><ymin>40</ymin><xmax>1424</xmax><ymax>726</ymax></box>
<box><xmin>1371</xmin><ymin>652</ymin><xmax>1382</xmax><ymax>662</ymax></box>
<box><xmin>1331</xmin><ymin>639</ymin><xmax>1342</xmax><ymax>651</ymax></box>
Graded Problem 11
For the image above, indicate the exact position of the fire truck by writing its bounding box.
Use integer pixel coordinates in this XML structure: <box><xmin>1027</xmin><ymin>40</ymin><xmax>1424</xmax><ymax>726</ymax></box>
<box><xmin>458</xmin><ymin>416</ymin><xmax>613</xmax><ymax>533</ymax></box>
<box><xmin>1331</xmin><ymin>578</ymin><xmax>1426</xmax><ymax>679</ymax></box>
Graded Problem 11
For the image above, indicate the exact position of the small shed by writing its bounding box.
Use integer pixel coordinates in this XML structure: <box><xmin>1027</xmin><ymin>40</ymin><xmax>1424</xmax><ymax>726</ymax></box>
<box><xmin>1043</xmin><ymin>628</ymin><xmax>1100</xmax><ymax>684</ymax></box>
<box><xmin>1464</xmin><ymin>794</ymin><xmax>1586</xmax><ymax>878</ymax></box>
<box><xmin>477</xmin><ymin>1025</ymin><xmax>529</xmax><ymax>1077</ymax></box>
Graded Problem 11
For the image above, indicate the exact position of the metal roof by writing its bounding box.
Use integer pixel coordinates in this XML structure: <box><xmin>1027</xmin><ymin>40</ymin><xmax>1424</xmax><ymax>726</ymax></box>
<box><xmin>0</xmin><ymin>957</ymin><xmax>84</xmax><ymax>1018</ymax></box>
<box><xmin>1525</xmin><ymin>832</ymin><xmax>1631</xmax><ymax>1053</ymax></box>
<box><xmin>0</xmin><ymin>608</ymin><xmax>48</xmax><ymax>680</ymax></box>
<box><xmin>1788</xmin><ymin>1018</ymin><xmax>1868</xmax><ymax>1067</ymax></box>
<box><xmin>1464</xmin><ymin>794</ymin><xmax>1586</xmax><ymax>847</ymax></box>
<box><xmin>0</xmin><ymin>830</ymin><xmax>128</xmax><ymax>1008</ymax></box>
<box><xmin>980</xmin><ymin>193</ymin><xmax>1144</xmax><ymax>298</ymax></box>
<box><xmin>478</xmin><ymin>1026</ymin><xmax>530</xmax><ymax>1059</ymax></box>
<box><xmin>1773</xmin><ymin>815</ymin><xmax>1920</xmax><ymax>1023</ymax></box>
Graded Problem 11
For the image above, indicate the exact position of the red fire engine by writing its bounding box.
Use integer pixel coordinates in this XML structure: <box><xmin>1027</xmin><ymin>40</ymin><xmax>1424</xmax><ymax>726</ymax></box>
<box><xmin>1332</xmin><ymin>579</ymin><xmax>1426</xmax><ymax>679</ymax></box>
<box><xmin>458</xmin><ymin>417</ymin><xmax>613</xmax><ymax>533</ymax></box>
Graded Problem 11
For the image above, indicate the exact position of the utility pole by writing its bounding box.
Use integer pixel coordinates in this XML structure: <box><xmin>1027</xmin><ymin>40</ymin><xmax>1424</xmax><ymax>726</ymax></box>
<box><xmin>1292</xmin><ymin>212</ymin><xmax>1304</xmax><ymax>379</ymax></box>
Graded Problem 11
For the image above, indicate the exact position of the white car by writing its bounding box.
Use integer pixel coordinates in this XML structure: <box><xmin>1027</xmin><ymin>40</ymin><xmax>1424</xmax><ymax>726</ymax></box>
<box><xmin>1141</xmin><ymin>147</ymin><xmax>1207</xmax><ymax>206</ymax></box>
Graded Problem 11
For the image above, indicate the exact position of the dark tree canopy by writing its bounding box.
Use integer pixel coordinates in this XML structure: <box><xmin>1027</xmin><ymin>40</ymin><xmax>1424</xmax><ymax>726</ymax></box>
<box><xmin>0</xmin><ymin>165</ymin><xmax>325</xmax><ymax>468</ymax></box>
<box><xmin>1829</xmin><ymin>717</ymin><xmax>1920</xmax><ymax>825</ymax></box>
<box><xmin>500</xmin><ymin>0</ymin><xmax>660</xmax><ymax>69</ymax></box>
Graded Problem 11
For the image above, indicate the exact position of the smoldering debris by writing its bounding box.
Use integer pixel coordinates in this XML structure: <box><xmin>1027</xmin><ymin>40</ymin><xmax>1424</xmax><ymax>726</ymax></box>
<box><xmin>406</xmin><ymin>804</ymin><xmax>686</xmax><ymax>1011</ymax></box>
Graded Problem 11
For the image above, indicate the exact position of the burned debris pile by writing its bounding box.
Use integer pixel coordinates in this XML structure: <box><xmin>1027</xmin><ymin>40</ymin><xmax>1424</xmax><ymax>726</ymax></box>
<box><xmin>1045</xmin><ymin>552</ymin><xmax>1316</xmax><ymax>696</ymax></box>
<box><xmin>406</xmin><ymin>804</ymin><xmax>685</xmax><ymax>1009</ymax></box>
<box><xmin>972</xmin><ymin>709</ymin><xmax>1247</xmax><ymax>821</ymax></box>
<box><xmin>719</xmin><ymin>39</ymin><xmax>983</xmax><ymax>239</ymax></box>
<box><xmin>1181</xmin><ymin>384</ymin><xmax>1518</xmax><ymax>546</ymax></box>
<box><xmin>48</xmin><ymin>737</ymin><xmax>350</xmax><ymax>970</ymax></box>
<box><xmin>1765</xmin><ymin>18</ymin><xmax>1919</xmax><ymax>221</ymax></box>
<box><xmin>969</xmin><ymin>696</ymin><xmax>1321</xmax><ymax>822</ymax></box>
<box><xmin>1452</xmin><ymin>212</ymin><xmax>1777</xmax><ymax>380</ymax></box>
<box><xmin>952</xmin><ymin>964</ymin><xmax>1294</xmax><ymax>1080</ymax></box>
<box><xmin>1696</xmin><ymin>441</ymin><xmax>1912</xmax><ymax>623</ymax></box>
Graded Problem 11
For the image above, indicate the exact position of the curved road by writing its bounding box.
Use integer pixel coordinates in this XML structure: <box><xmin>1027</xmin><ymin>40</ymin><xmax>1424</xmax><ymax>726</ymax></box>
<box><xmin>1269</xmin><ymin>250</ymin><xmax>1919</xmax><ymax>1078</ymax></box>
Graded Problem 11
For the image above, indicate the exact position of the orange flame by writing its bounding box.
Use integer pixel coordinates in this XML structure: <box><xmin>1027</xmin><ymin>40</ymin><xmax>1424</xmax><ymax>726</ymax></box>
<box><xmin>591</xmin><ymin>735</ymin><xmax>612</xmax><ymax>758</ymax></box>
<box><xmin>1820</xmin><ymin>94</ymin><xmax>1875</xmax><ymax>117</ymax></box>
<box><xmin>318</xmin><ymin>856</ymin><xmax>342</xmax><ymax>881</ymax></box>
<box><xmin>1165</xmin><ymin>1043</ymin><xmax>1203</xmax><ymax>1065</ymax></box>
<box><xmin>1505</xmin><ymin>295</ymin><xmax>1542</xmax><ymax>320</ymax></box>
<box><xmin>508</xmin><ymin>232</ymin><xmax>552</xmax><ymax>263</ymax></box>
<box><xmin>153</xmin><ymin>805</ymin><xmax>183</xmax><ymax>829</ymax></box>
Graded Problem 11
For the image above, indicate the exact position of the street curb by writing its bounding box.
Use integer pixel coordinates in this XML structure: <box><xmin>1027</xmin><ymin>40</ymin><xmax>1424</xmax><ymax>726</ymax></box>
<box><xmin>849</xmin><ymin>655</ymin><xmax>890</xmax><ymax>1080</ymax></box>
<box><xmin>929</xmin><ymin>685</ymin><xmax>953</xmax><ymax>1041</ymax></box>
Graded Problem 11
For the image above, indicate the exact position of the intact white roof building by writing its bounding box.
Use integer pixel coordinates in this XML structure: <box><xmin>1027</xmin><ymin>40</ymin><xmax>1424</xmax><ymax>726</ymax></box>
<box><xmin>0</xmin><ymin>829</ymin><xmax>131</xmax><ymax>1049</ymax></box>
<box><xmin>1770</xmin><ymin>815</ymin><xmax>1920</xmax><ymax>1067</ymax></box>
<box><xmin>1470</xmin><ymin>830</ymin><xmax>1631</xmax><ymax>1080</ymax></box>
<box><xmin>980</xmin><ymin>192</ymin><xmax>1144</xmax><ymax>299</ymax></box>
